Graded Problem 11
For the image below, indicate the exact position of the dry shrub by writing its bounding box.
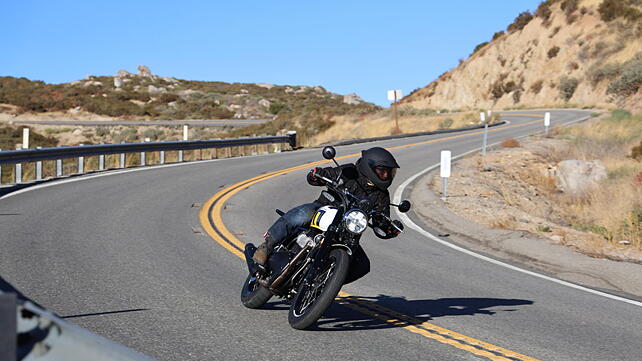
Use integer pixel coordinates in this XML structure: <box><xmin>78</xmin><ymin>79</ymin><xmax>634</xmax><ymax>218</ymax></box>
<box><xmin>501</xmin><ymin>138</ymin><xmax>520</xmax><ymax>148</ymax></box>
<box><xmin>491</xmin><ymin>217</ymin><xmax>517</xmax><ymax>230</ymax></box>
<box><xmin>530</xmin><ymin>80</ymin><xmax>544</xmax><ymax>94</ymax></box>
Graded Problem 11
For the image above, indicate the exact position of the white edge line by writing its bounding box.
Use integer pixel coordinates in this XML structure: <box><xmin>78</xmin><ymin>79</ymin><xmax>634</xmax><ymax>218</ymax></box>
<box><xmin>392</xmin><ymin>115</ymin><xmax>642</xmax><ymax>308</ymax></box>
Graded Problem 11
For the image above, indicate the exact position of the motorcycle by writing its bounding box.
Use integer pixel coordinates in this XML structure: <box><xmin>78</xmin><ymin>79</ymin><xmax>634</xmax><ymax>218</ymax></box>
<box><xmin>240</xmin><ymin>146</ymin><xmax>411</xmax><ymax>329</ymax></box>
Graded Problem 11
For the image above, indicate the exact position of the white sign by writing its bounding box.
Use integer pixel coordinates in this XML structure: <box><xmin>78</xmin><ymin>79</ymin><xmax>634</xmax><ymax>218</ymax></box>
<box><xmin>480</xmin><ymin>112</ymin><xmax>486</xmax><ymax>122</ymax></box>
<box><xmin>440</xmin><ymin>150</ymin><xmax>451</xmax><ymax>178</ymax></box>
<box><xmin>544</xmin><ymin>112</ymin><xmax>551</xmax><ymax>127</ymax></box>
<box><xmin>22</xmin><ymin>128</ymin><xmax>29</xmax><ymax>149</ymax></box>
<box><xmin>183</xmin><ymin>125</ymin><xmax>189</xmax><ymax>140</ymax></box>
<box><xmin>387</xmin><ymin>90</ymin><xmax>402</xmax><ymax>101</ymax></box>
<box><xmin>487</xmin><ymin>110</ymin><xmax>492</xmax><ymax>117</ymax></box>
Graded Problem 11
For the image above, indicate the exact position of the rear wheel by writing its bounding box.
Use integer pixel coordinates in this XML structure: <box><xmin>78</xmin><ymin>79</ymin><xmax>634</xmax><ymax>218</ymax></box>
<box><xmin>241</xmin><ymin>274</ymin><xmax>272</xmax><ymax>309</ymax></box>
<box><xmin>288</xmin><ymin>248</ymin><xmax>349</xmax><ymax>329</ymax></box>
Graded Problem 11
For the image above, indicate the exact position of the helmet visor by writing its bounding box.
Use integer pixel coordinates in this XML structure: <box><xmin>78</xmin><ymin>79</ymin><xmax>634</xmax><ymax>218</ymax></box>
<box><xmin>373</xmin><ymin>166</ymin><xmax>396</xmax><ymax>181</ymax></box>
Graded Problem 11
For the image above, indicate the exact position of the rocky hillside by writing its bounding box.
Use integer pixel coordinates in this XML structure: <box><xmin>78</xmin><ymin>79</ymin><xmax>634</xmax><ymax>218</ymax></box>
<box><xmin>402</xmin><ymin>0</ymin><xmax>642</xmax><ymax>113</ymax></box>
<box><xmin>0</xmin><ymin>66</ymin><xmax>379</xmax><ymax>140</ymax></box>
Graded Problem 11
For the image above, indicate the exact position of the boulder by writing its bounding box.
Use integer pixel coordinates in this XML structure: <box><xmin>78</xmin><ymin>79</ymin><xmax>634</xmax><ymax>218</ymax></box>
<box><xmin>137</xmin><ymin>65</ymin><xmax>152</xmax><ymax>77</ymax></box>
<box><xmin>114</xmin><ymin>77</ymin><xmax>123</xmax><ymax>88</ymax></box>
<box><xmin>555</xmin><ymin>160</ymin><xmax>607</xmax><ymax>195</ymax></box>
<box><xmin>255</xmin><ymin>83</ymin><xmax>275</xmax><ymax>89</ymax></box>
<box><xmin>343</xmin><ymin>93</ymin><xmax>363</xmax><ymax>105</ymax></box>
<box><xmin>83</xmin><ymin>81</ymin><xmax>103</xmax><ymax>87</ymax></box>
<box><xmin>258</xmin><ymin>99</ymin><xmax>271</xmax><ymax>108</ymax></box>
<box><xmin>116</xmin><ymin>69</ymin><xmax>132</xmax><ymax>77</ymax></box>
<box><xmin>148</xmin><ymin>85</ymin><xmax>166</xmax><ymax>94</ymax></box>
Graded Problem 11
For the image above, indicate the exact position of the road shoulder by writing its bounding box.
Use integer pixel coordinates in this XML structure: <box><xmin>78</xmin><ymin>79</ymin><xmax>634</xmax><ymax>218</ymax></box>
<box><xmin>408</xmin><ymin>169</ymin><xmax>642</xmax><ymax>298</ymax></box>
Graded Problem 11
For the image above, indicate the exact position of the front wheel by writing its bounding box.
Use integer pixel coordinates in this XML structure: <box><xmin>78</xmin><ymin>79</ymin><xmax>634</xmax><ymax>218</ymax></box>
<box><xmin>288</xmin><ymin>248</ymin><xmax>350</xmax><ymax>329</ymax></box>
<box><xmin>241</xmin><ymin>274</ymin><xmax>272</xmax><ymax>309</ymax></box>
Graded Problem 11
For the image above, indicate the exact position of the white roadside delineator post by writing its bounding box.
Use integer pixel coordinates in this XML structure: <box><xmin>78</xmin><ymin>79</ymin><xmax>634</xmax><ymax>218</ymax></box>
<box><xmin>15</xmin><ymin>143</ymin><xmax>22</xmax><ymax>184</ymax></box>
<box><xmin>36</xmin><ymin>147</ymin><xmax>42</xmax><ymax>180</ymax></box>
<box><xmin>481</xmin><ymin>112</ymin><xmax>489</xmax><ymax>156</ymax></box>
<box><xmin>544</xmin><ymin>112</ymin><xmax>551</xmax><ymax>137</ymax></box>
<box><xmin>78</xmin><ymin>144</ymin><xmax>84</xmax><ymax>174</ymax></box>
<box><xmin>22</xmin><ymin>128</ymin><xmax>29</xmax><ymax>149</ymax></box>
<box><xmin>440</xmin><ymin>150</ymin><xmax>451</xmax><ymax>201</ymax></box>
<box><xmin>179</xmin><ymin>124</ymin><xmax>188</xmax><ymax>162</ymax></box>
<box><xmin>56</xmin><ymin>159</ymin><xmax>62</xmax><ymax>177</ymax></box>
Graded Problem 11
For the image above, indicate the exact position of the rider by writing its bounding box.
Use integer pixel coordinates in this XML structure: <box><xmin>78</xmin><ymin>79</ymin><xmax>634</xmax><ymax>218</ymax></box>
<box><xmin>252</xmin><ymin>147</ymin><xmax>404</xmax><ymax>284</ymax></box>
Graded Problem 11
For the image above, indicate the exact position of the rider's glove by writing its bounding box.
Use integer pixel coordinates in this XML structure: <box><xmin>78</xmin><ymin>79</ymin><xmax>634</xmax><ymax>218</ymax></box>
<box><xmin>307</xmin><ymin>167</ymin><xmax>325</xmax><ymax>186</ymax></box>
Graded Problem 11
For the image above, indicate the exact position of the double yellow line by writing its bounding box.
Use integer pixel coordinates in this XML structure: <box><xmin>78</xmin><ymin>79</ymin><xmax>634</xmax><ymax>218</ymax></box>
<box><xmin>199</xmin><ymin>116</ymin><xmax>544</xmax><ymax>361</ymax></box>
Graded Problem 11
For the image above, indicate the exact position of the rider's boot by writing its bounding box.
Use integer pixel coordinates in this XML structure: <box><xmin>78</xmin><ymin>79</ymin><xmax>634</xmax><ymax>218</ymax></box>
<box><xmin>252</xmin><ymin>234</ymin><xmax>275</xmax><ymax>266</ymax></box>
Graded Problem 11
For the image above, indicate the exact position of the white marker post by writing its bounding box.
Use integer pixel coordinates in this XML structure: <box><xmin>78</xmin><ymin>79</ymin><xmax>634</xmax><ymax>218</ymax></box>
<box><xmin>481</xmin><ymin>112</ymin><xmax>489</xmax><ymax>156</ymax></box>
<box><xmin>544</xmin><ymin>112</ymin><xmax>551</xmax><ymax>137</ymax></box>
<box><xmin>35</xmin><ymin>147</ymin><xmax>42</xmax><ymax>180</ymax></box>
<box><xmin>440</xmin><ymin>150</ymin><xmax>451</xmax><ymax>201</ymax></box>
<box><xmin>179</xmin><ymin>125</ymin><xmax>189</xmax><ymax>162</ymax></box>
<box><xmin>78</xmin><ymin>144</ymin><xmax>84</xmax><ymax>174</ymax></box>
<box><xmin>22</xmin><ymin>128</ymin><xmax>29</xmax><ymax>149</ymax></box>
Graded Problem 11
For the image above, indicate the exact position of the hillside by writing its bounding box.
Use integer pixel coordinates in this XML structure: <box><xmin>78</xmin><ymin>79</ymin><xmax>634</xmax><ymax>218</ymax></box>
<box><xmin>401</xmin><ymin>0</ymin><xmax>642</xmax><ymax>112</ymax></box>
<box><xmin>0</xmin><ymin>66</ymin><xmax>379</xmax><ymax>142</ymax></box>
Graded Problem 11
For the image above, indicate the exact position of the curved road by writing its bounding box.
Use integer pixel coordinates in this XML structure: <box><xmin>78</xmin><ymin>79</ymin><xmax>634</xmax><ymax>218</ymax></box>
<box><xmin>1</xmin><ymin>110</ymin><xmax>641</xmax><ymax>360</ymax></box>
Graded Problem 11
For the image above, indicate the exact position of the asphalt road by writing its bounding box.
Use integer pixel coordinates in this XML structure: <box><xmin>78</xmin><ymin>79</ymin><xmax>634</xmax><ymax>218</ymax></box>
<box><xmin>8</xmin><ymin>118</ymin><xmax>270</xmax><ymax>128</ymax></box>
<box><xmin>2</xmin><ymin>109</ymin><xmax>641</xmax><ymax>360</ymax></box>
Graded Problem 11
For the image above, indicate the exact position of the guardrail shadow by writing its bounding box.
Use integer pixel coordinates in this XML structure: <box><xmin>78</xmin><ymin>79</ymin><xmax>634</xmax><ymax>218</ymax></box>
<box><xmin>313</xmin><ymin>294</ymin><xmax>534</xmax><ymax>332</ymax></box>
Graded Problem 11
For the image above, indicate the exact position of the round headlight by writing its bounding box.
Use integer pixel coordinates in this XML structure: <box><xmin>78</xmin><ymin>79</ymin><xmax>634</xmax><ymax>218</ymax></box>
<box><xmin>343</xmin><ymin>209</ymin><xmax>368</xmax><ymax>234</ymax></box>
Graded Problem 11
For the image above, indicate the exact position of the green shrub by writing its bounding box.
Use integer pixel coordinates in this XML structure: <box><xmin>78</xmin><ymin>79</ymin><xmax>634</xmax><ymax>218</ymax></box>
<box><xmin>548</xmin><ymin>46</ymin><xmax>561</xmax><ymax>59</ymax></box>
<box><xmin>142</xmin><ymin>128</ymin><xmax>165</xmax><ymax>141</ymax></box>
<box><xmin>607</xmin><ymin>60</ymin><xmax>642</xmax><ymax>97</ymax></box>
<box><xmin>611</xmin><ymin>108</ymin><xmax>632</xmax><ymax>119</ymax></box>
<box><xmin>438</xmin><ymin>118</ymin><xmax>454</xmax><ymax>129</ymax></box>
<box><xmin>492</xmin><ymin>31</ymin><xmax>505</xmax><ymax>41</ymax></box>
<box><xmin>561</xmin><ymin>0</ymin><xmax>579</xmax><ymax>22</ymax></box>
<box><xmin>268</xmin><ymin>102</ymin><xmax>287</xmax><ymax>115</ymax></box>
<box><xmin>590</xmin><ymin>63</ymin><xmax>623</xmax><ymax>85</ymax></box>
<box><xmin>559</xmin><ymin>76</ymin><xmax>579</xmax><ymax>101</ymax></box>
<box><xmin>507</xmin><ymin>11</ymin><xmax>533</xmax><ymax>33</ymax></box>
<box><xmin>536</xmin><ymin>0</ymin><xmax>554</xmax><ymax>21</ymax></box>
<box><xmin>472</xmin><ymin>42</ymin><xmax>489</xmax><ymax>55</ymax></box>
<box><xmin>598</xmin><ymin>0</ymin><xmax>642</xmax><ymax>22</ymax></box>
<box><xmin>95</xmin><ymin>127</ymin><xmax>109</xmax><ymax>137</ymax></box>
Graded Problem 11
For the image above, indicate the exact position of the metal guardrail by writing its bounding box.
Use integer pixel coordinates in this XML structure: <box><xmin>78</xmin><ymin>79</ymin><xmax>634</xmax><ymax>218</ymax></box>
<box><xmin>0</xmin><ymin>132</ymin><xmax>297</xmax><ymax>185</ymax></box>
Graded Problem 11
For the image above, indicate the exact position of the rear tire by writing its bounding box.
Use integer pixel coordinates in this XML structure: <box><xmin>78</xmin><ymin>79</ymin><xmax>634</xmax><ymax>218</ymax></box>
<box><xmin>241</xmin><ymin>274</ymin><xmax>272</xmax><ymax>309</ymax></box>
<box><xmin>288</xmin><ymin>249</ymin><xmax>349</xmax><ymax>329</ymax></box>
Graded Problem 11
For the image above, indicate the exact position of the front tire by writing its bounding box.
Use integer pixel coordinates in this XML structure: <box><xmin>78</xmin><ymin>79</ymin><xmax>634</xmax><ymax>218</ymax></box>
<box><xmin>288</xmin><ymin>248</ymin><xmax>350</xmax><ymax>329</ymax></box>
<box><xmin>241</xmin><ymin>274</ymin><xmax>272</xmax><ymax>309</ymax></box>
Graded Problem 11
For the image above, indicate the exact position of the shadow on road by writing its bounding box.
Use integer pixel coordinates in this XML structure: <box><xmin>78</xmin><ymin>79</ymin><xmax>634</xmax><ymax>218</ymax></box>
<box><xmin>311</xmin><ymin>294</ymin><xmax>533</xmax><ymax>332</ymax></box>
<box><xmin>61</xmin><ymin>308</ymin><xmax>150</xmax><ymax>319</ymax></box>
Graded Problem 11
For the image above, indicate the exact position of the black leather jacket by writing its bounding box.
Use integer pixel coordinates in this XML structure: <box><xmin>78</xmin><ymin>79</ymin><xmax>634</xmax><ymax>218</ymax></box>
<box><xmin>307</xmin><ymin>163</ymin><xmax>399</xmax><ymax>239</ymax></box>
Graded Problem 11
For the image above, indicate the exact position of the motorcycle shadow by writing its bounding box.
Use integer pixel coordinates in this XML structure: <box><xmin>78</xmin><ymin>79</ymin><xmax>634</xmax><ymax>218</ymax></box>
<box><xmin>311</xmin><ymin>294</ymin><xmax>534</xmax><ymax>332</ymax></box>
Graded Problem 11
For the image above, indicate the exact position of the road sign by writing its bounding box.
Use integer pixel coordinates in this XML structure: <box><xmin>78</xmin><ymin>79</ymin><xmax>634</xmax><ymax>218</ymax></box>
<box><xmin>387</xmin><ymin>90</ymin><xmax>402</xmax><ymax>101</ymax></box>
<box><xmin>440</xmin><ymin>151</ymin><xmax>451</xmax><ymax>178</ymax></box>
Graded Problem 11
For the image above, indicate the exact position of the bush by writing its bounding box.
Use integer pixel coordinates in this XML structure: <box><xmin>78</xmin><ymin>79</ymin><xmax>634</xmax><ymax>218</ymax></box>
<box><xmin>549</xmin><ymin>26</ymin><xmax>561</xmax><ymax>38</ymax></box>
<box><xmin>142</xmin><ymin>128</ymin><xmax>165</xmax><ymax>141</ymax></box>
<box><xmin>530</xmin><ymin>80</ymin><xmax>544</xmax><ymax>94</ymax></box>
<box><xmin>590</xmin><ymin>63</ymin><xmax>623</xmax><ymax>85</ymax></box>
<box><xmin>561</xmin><ymin>0</ymin><xmax>579</xmax><ymax>22</ymax></box>
<box><xmin>492</xmin><ymin>31</ymin><xmax>505</xmax><ymax>41</ymax></box>
<box><xmin>438</xmin><ymin>118</ymin><xmax>453</xmax><ymax>130</ymax></box>
<box><xmin>559</xmin><ymin>76</ymin><xmax>579</xmax><ymax>101</ymax></box>
<box><xmin>607</xmin><ymin>60</ymin><xmax>642</xmax><ymax>97</ymax></box>
<box><xmin>95</xmin><ymin>127</ymin><xmax>109</xmax><ymax>137</ymax></box>
<box><xmin>536</xmin><ymin>0</ymin><xmax>554</xmax><ymax>21</ymax></box>
<box><xmin>501</xmin><ymin>138</ymin><xmax>520</xmax><ymax>148</ymax></box>
<box><xmin>548</xmin><ymin>46</ymin><xmax>561</xmax><ymax>59</ymax></box>
<box><xmin>472</xmin><ymin>42</ymin><xmax>489</xmax><ymax>55</ymax></box>
<box><xmin>598</xmin><ymin>0</ymin><xmax>642</xmax><ymax>22</ymax></box>
<box><xmin>507</xmin><ymin>11</ymin><xmax>533</xmax><ymax>33</ymax></box>
<box><xmin>512</xmin><ymin>90</ymin><xmax>522</xmax><ymax>103</ymax></box>
<box><xmin>268</xmin><ymin>102</ymin><xmax>287</xmax><ymax>115</ymax></box>
<box><xmin>631</xmin><ymin>140</ymin><xmax>642</xmax><ymax>160</ymax></box>
<box><xmin>611</xmin><ymin>108</ymin><xmax>632</xmax><ymax>119</ymax></box>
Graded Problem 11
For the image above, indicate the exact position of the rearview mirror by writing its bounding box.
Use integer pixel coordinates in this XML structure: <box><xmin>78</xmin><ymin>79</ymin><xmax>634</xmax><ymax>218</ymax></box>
<box><xmin>322</xmin><ymin>146</ymin><xmax>336</xmax><ymax>160</ymax></box>
<box><xmin>398</xmin><ymin>200</ymin><xmax>411</xmax><ymax>213</ymax></box>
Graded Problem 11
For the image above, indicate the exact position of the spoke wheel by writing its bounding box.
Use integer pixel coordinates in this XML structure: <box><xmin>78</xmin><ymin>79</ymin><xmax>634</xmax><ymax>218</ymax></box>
<box><xmin>288</xmin><ymin>249</ymin><xmax>349</xmax><ymax>329</ymax></box>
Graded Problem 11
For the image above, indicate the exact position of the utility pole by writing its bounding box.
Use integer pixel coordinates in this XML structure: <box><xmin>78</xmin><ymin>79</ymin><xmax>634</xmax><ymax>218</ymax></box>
<box><xmin>387</xmin><ymin>89</ymin><xmax>402</xmax><ymax>134</ymax></box>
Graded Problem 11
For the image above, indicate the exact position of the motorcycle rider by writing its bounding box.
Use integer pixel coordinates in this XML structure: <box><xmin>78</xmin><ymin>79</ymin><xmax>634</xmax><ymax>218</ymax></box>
<box><xmin>252</xmin><ymin>147</ymin><xmax>404</xmax><ymax>284</ymax></box>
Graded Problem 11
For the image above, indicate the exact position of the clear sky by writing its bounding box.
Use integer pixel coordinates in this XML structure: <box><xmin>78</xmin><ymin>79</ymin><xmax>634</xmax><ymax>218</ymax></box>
<box><xmin>1</xmin><ymin>1</ymin><xmax>543</xmax><ymax>106</ymax></box>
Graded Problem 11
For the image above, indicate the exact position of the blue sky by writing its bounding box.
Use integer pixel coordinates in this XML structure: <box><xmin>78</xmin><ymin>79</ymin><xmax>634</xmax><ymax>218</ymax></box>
<box><xmin>1</xmin><ymin>1</ymin><xmax>542</xmax><ymax>106</ymax></box>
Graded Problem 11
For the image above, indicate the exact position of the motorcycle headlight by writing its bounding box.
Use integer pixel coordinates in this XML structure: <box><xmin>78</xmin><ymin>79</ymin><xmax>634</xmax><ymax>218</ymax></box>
<box><xmin>343</xmin><ymin>209</ymin><xmax>368</xmax><ymax>234</ymax></box>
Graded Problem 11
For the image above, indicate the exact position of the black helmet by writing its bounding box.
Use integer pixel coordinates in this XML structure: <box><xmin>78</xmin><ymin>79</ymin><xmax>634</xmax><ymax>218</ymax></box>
<box><xmin>357</xmin><ymin>147</ymin><xmax>400</xmax><ymax>190</ymax></box>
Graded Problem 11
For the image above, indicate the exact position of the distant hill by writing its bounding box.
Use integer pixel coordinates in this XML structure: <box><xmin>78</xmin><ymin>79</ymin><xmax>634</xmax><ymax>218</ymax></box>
<box><xmin>401</xmin><ymin>0</ymin><xmax>642</xmax><ymax>113</ymax></box>
<box><xmin>0</xmin><ymin>66</ymin><xmax>380</xmax><ymax>141</ymax></box>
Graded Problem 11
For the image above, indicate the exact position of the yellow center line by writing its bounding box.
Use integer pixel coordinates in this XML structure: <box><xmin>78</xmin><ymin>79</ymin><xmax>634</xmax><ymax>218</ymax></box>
<box><xmin>198</xmin><ymin>118</ymin><xmax>544</xmax><ymax>361</ymax></box>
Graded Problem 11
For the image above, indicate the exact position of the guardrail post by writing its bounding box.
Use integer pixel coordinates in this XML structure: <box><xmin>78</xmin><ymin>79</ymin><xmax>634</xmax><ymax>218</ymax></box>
<box><xmin>15</xmin><ymin>163</ymin><xmax>22</xmax><ymax>183</ymax></box>
<box><xmin>99</xmin><ymin>154</ymin><xmax>105</xmax><ymax>170</ymax></box>
<box><xmin>120</xmin><ymin>153</ymin><xmax>125</xmax><ymax>168</ymax></box>
<box><xmin>160</xmin><ymin>151</ymin><xmax>165</xmax><ymax>164</ymax></box>
<box><xmin>141</xmin><ymin>138</ymin><xmax>149</xmax><ymax>166</ymax></box>
<box><xmin>56</xmin><ymin>159</ymin><xmax>62</xmax><ymax>177</ymax></box>
<box><xmin>0</xmin><ymin>293</ymin><xmax>16</xmax><ymax>361</ymax></box>
<box><xmin>0</xmin><ymin>149</ymin><xmax>3</xmax><ymax>185</ymax></box>
<box><xmin>287</xmin><ymin>131</ymin><xmax>297</xmax><ymax>149</ymax></box>
<box><xmin>78</xmin><ymin>144</ymin><xmax>85</xmax><ymax>174</ymax></box>
<box><xmin>178</xmin><ymin>150</ymin><xmax>183</xmax><ymax>162</ymax></box>
<box><xmin>36</xmin><ymin>147</ymin><xmax>42</xmax><ymax>180</ymax></box>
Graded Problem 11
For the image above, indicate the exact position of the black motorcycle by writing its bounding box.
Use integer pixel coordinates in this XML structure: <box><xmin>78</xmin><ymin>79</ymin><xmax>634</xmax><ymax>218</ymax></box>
<box><xmin>241</xmin><ymin>146</ymin><xmax>411</xmax><ymax>329</ymax></box>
